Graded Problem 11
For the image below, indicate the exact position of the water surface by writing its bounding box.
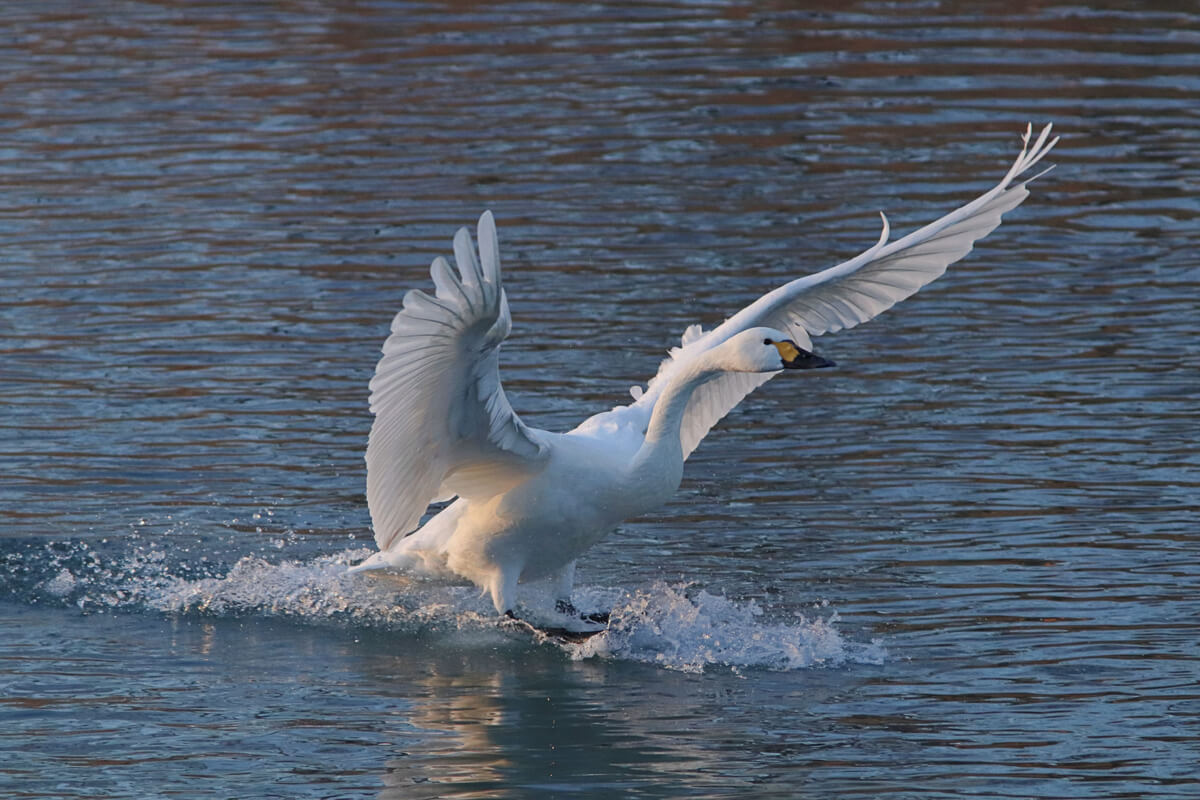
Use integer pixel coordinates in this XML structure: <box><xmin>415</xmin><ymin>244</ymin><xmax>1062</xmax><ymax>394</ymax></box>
<box><xmin>2</xmin><ymin>1</ymin><xmax>1198</xmax><ymax>797</ymax></box>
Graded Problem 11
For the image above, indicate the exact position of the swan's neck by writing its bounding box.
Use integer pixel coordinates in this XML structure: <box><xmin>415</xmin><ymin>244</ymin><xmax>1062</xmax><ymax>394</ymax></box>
<box><xmin>632</xmin><ymin>359</ymin><xmax>721</xmax><ymax>483</ymax></box>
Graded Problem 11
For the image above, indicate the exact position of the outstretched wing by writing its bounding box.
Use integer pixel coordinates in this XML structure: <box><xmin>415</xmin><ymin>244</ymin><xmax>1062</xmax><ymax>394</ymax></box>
<box><xmin>635</xmin><ymin>123</ymin><xmax>1059</xmax><ymax>459</ymax></box>
<box><xmin>366</xmin><ymin>211</ymin><xmax>548</xmax><ymax>551</ymax></box>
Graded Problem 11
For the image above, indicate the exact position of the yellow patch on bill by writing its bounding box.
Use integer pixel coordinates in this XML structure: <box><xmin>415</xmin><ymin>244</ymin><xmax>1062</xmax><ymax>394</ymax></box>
<box><xmin>774</xmin><ymin>340</ymin><xmax>801</xmax><ymax>362</ymax></box>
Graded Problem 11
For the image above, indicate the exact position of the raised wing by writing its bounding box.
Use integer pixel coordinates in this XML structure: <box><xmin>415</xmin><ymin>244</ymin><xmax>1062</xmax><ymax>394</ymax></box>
<box><xmin>636</xmin><ymin>123</ymin><xmax>1059</xmax><ymax>459</ymax></box>
<box><xmin>366</xmin><ymin>211</ymin><xmax>548</xmax><ymax>551</ymax></box>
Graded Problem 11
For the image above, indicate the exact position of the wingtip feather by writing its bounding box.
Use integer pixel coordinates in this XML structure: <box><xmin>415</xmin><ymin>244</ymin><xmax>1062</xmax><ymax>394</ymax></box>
<box><xmin>477</xmin><ymin>210</ymin><xmax>502</xmax><ymax>288</ymax></box>
<box><xmin>453</xmin><ymin>226</ymin><xmax>483</xmax><ymax>289</ymax></box>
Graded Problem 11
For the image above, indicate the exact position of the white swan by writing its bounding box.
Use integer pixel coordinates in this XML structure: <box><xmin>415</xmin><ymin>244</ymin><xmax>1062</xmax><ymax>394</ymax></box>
<box><xmin>350</xmin><ymin>123</ymin><xmax>1058</xmax><ymax>624</ymax></box>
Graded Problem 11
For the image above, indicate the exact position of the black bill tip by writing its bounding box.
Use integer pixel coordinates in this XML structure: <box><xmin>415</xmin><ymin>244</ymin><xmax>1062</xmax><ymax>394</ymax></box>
<box><xmin>783</xmin><ymin>347</ymin><xmax>836</xmax><ymax>370</ymax></box>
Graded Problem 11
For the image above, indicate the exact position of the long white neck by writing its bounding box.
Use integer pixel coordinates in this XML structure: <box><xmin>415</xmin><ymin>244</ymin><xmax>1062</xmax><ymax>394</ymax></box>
<box><xmin>630</xmin><ymin>357</ymin><xmax>723</xmax><ymax>488</ymax></box>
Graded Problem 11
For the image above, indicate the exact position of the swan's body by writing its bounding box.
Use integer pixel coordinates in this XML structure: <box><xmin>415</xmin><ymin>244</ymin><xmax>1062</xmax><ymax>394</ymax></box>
<box><xmin>351</xmin><ymin>124</ymin><xmax>1058</xmax><ymax>619</ymax></box>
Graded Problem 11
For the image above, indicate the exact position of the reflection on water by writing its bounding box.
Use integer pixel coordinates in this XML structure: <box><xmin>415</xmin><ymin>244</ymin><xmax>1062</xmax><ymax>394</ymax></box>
<box><xmin>0</xmin><ymin>605</ymin><xmax>866</xmax><ymax>799</ymax></box>
<box><xmin>370</xmin><ymin>649</ymin><xmax>831</xmax><ymax>799</ymax></box>
<box><xmin>1</xmin><ymin>0</ymin><xmax>1198</xmax><ymax>797</ymax></box>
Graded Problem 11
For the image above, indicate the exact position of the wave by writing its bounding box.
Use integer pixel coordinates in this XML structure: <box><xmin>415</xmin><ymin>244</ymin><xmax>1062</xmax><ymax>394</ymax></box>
<box><xmin>1</xmin><ymin>539</ymin><xmax>885</xmax><ymax>673</ymax></box>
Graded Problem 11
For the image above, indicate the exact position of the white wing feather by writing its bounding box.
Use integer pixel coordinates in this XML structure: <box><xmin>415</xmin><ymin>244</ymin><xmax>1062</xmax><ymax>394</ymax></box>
<box><xmin>366</xmin><ymin>211</ymin><xmax>547</xmax><ymax>550</ymax></box>
<box><xmin>640</xmin><ymin>123</ymin><xmax>1059</xmax><ymax>459</ymax></box>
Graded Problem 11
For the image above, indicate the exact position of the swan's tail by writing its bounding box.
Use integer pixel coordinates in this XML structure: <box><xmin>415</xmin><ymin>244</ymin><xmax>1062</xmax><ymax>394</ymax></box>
<box><xmin>349</xmin><ymin>503</ymin><xmax>463</xmax><ymax>576</ymax></box>
<box><xmin>348</xmin><ymin>554</ymin><xmax>403</xmax><ymax>573</ymax></box>
<box><xmin>346</xmin><ymin>533</ymin><xmax>456</xmax><ymax>578</ymax></box>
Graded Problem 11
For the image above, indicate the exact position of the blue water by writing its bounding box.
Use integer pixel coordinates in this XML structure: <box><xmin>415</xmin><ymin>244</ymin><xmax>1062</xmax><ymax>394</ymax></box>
<box><xmin>2</xmin><ymin>1</ymin><xmax>1198</xmax><ymax>797</ymax></box>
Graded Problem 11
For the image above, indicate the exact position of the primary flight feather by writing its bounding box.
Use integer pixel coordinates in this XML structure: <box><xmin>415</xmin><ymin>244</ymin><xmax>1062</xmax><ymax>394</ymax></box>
<box><xmin>351</xmin><ymin>124</ymin><xmax>1058</xmax><ymax>626</ymax></box>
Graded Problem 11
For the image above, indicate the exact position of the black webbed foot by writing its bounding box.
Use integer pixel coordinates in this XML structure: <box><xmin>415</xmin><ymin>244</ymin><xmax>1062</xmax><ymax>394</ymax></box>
<box><xmin>555</xmin><ymin>600</ymin><xmax>610</xmax><ymax>626</ymax></box>
<box><xmin>554</xmin><ymin>599</ymin><xmax>578</xmax><ymax>616</ymax></box>
<box><xmin>506</xmin><ymin>608</ymin><xmax>607</xmax><ymax>643</ymax></box>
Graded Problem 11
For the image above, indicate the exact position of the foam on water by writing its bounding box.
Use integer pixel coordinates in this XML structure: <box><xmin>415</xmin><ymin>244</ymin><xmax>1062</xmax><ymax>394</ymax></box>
<box><xmin>2</xmin><ymin>539</ymin><xmax>885</xmax><ymax>673</ymax></box>
<box><xmin>569</xmin><ymin>583</ymin><xmax>885</xmax><ymax>672</ymax></box>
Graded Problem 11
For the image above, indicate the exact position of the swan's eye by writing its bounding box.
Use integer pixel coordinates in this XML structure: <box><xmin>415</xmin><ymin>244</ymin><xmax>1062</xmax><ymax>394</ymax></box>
<box><xmin>763</xmin><ymin>338</ymin><xmax>773</xmax><ymax>345</ymax></box>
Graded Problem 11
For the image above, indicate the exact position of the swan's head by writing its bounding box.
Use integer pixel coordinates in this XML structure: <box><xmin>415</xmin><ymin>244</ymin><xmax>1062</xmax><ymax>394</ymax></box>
<box><xmin>726</xmin><ymin>327</ymin><xmax>836</xmax><ymax>373</ymax></box>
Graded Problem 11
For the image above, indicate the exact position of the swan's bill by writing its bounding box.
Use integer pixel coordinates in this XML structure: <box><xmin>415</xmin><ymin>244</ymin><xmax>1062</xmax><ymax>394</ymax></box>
<box><xmin>775</xmin><ymin>340</ymin><xmax>836</xmax><ymax>370</ymax></box>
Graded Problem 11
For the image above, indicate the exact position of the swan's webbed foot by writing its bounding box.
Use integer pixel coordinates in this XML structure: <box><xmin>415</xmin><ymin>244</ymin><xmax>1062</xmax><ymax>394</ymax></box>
<box><xmin>506</xmin><ymin>609</ymin><xmax>606</xmax><ymax>643</ymax></box>
<box><xmin>555</xmin><ymin>600</ymin><xmax>610</xmax><ymax>626</ymax></box>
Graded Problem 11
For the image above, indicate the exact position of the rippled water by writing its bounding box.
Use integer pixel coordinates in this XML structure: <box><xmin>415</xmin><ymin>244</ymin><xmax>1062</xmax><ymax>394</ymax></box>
<box><xmin>2</xmin><ymin>1</ymin><xmax>1198</xmax><ymax>797</ymax></box>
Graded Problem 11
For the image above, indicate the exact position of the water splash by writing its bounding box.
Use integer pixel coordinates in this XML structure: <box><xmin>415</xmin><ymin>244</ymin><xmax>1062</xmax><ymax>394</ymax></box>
<box><xmin>4</xmin><ymin>539</ymin><xmax>496</xmax><ymax>634</ymax></box>
<box><xmin>568</xmin><ymin>583</ymin><xmax>885</xmax><ymax>672</ymax></box>
<box><xmin>2</xmin><ymin>540</ymin><xmax>885</xmax><ymax>672</ymax></box>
